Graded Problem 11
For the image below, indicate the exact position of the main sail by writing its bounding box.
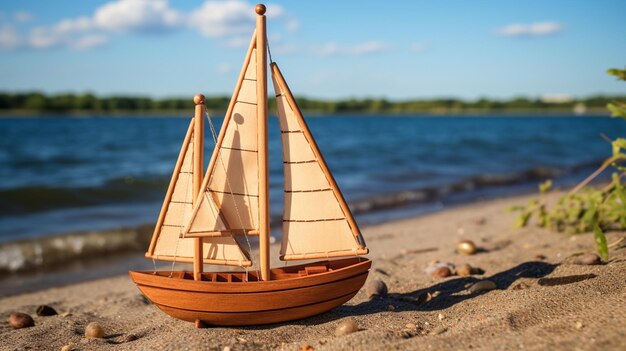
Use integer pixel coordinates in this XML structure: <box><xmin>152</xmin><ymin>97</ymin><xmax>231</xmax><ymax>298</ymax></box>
<box><xmin>145</xmin><ymin>120</ymin><xmax>251</xmax><ymax>266</ymax></box>
<box><xmin>271</xmin><ymin>63</ymin><xmax>369</xmax><ymax>260</ymax></box>
<box><xmin>183</xmin><ymin>32</ymin><xmax>260</xmax><ymax>240</ymax></box>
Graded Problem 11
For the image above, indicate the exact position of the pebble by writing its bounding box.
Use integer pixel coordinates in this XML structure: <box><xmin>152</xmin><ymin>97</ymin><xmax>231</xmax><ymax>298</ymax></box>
<box><xmin>535</xmin><ymin>254</ymin><xmax>547</xmax><ymax>260</ymax></box>
<box><xmin>405</xmin><ymin>323</ymin><xmax>417</xmax><ymax>330</ymax></box>
<box><xmin>457</xmin><ymin>240</ymin><xmax>477</xmax><ymax>255</ymax></box>
<box><xmin>424</xmin><ymin>262</ymin><xmax>455</xmax><ymax>276</ymax></box>
<box><xmin>84</xmin><ymin>322</ymin><xmax>105</xmax><ymax>338</ymax></box>
<box><xmin>365</xmin><ymin>279</ymin><xmax>388</xmax><ymax>298</ymax></box>
<box><xmin>300</xmin><ymin>342</ymin><xmax>315</xmax><ymax>351</ymax></box>
<box><xmin>7</xmin><ymin>312</ymin><xmax>34</xmax><ymax>329</ymax></box>
<box><xmin>61</xmin><ymin>345</ymin><xmax>73</xmax><ymax>351</ymax></box>
<box><xmin>456</xmin><ymin>263</ymin><xmax>473</xmax><ymax>276</ymax></box>
<box><xmin>36</xmin><ymin>305</ymin><xmax>57</xmax><ymax>316</ymax></box>
<box><xmin>335</xmin><ymin>318</ymin><xmax>359</xmax><ymax>336</ymax></box>
<box><xmin>512</xmin><ymin>282</ymin><xmax>530</xmax><ymax>290</ymax></box>
<box><xmin>223</xmin><ymin>347</ymin><xmax>231</xmax><ymax>351</ymax></box>
<box><xmin>575</xmin><ymin>321</ymin><xmax>584</xmax><ymax>330</ymax></box>
<box><xmin>61</xmin><ymin>312</ymin><xmax>72</xmax><ymax>317</ymax></box>
<box><xmin>469</xmin><ymin>280</ymin><xmax>497</xmax><ymax>294</ymax></box>
<box><xmin>431</xmin><ymin>267</ymin><xmax>452</xmax><ymax>278</ymax></box>
<box><xmin>438</xmin><ymin>313</ymin><xmax>445</xmax><ymax>321</ymax></box>
<box><xmin>575</xmin><ymin>253</ymin><xmax>601</xmax><ymax>265</ymax></box>
<box><xmin>387</xmin><ymin>304</ymin><xmax>395</xmax><ymax>311</ymax></box>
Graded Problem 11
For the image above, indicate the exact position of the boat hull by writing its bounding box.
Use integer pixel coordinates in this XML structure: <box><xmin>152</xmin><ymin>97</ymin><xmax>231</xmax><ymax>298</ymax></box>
<box><xmin>129</xmin><ymin>257</ymin><xmax>371</xmax><ymax>326</ymax></box>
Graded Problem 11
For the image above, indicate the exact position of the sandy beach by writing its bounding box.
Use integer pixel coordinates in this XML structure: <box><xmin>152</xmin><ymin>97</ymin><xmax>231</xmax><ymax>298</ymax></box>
<box><xmin>1</xmin><ymin>191</ymin><xmax>625</xmax><ymax>351</ymax></box>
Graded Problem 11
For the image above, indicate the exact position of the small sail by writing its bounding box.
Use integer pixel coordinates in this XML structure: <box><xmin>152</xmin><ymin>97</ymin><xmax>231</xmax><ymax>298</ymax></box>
<box><xmin>184</xmin><ymin>31</ymin><xmax>259</xmax><ymax>237</ymax></box>
<box><xmin>271</xmin><ymin>63</ymin><xmax>369</xmax><ymax>261</ymax></box>
<box><xmin>146</xmin><ymin>120</ymin><xmax>251</xmax><ymax>267</ymax></box>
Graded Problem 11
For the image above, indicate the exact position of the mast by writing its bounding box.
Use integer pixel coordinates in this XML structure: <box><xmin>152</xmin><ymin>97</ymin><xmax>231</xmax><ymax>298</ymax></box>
<box><xmin>256</xmin><ymin>4</ymin><xmax>270</xmax><ymax>281</ymax></box>
<box><xmin>192</xmin><ymin>94</ymin><xmax>205</xmax><ymax>281</ymax></box>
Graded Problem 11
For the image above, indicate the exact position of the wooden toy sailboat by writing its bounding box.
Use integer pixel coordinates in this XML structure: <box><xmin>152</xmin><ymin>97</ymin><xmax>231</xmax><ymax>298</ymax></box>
<box><xmin>129</xmin><ymin>4</ymin><xmax>370</xmax><ymax>327</ymax></box>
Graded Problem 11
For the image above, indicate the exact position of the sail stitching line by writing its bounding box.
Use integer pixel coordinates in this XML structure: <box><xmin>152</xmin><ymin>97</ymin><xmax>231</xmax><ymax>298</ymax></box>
<box><xmin>206</xmin><ymin>109</ymin><xmax>258</xmax><ymax>273</ymax></box>
<box><xmin>284</xmin><ymin>188</ymin><xmax>332</xmax><ymax>193</ymax></box>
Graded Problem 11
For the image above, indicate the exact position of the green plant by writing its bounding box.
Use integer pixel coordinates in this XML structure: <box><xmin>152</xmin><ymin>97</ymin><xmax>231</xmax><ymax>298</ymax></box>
<box><xmin>512</xmin><ymin>68</ymin><xmax>626</xmax><ymax>261</ymax></box>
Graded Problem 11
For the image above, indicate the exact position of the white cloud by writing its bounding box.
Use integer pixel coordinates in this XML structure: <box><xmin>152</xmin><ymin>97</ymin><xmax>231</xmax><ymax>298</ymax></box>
<box><xmin>93</xmin><ymin>0</ymin><xmax>182</xmax><ymax>33</ymax></box>
<box><xmin>320</xmin><ymin>41</ymin><xmax>390</xmax><ymax>56</ymax></box>
<box><xmin>2</xmin><ymin>0</ymin><xmax>298</xmax><ymax>51</ymax></box>
<box><xmin>496</xmin><ymin>21</ymin><xmax>563</xmax><ymax>37</ymax></box>
<box><xmin>14</xmin><ymin>11</ymin><xmax>34</xmax><ymax>23</ymax></box>
<box><xmin>411</xmin><ymin>43</ymin><xmax>427</xmax><ymax>52</ymax></box>
<box><xmin>0</xmin><ymin>25</ymin><xmax>21</xmax><ymax>50</ymax></box>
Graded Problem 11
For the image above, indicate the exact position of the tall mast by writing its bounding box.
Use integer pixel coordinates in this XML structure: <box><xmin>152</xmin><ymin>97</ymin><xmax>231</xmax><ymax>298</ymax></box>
<box><xmin>256</xmin><ymin>4</ymin><xmax>270</xmax><ymax>281</ymax></box>
<box><xmin>192</xmin><ymin>94</ymin><xmax>205</xmax><ymax>281</ymax></box>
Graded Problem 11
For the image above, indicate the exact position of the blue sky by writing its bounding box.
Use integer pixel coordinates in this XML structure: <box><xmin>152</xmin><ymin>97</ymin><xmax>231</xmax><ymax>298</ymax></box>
<box><xmin>0</xmin><ymin>0</ymin><xmax>624</xmax><ymax>100</ymax></box>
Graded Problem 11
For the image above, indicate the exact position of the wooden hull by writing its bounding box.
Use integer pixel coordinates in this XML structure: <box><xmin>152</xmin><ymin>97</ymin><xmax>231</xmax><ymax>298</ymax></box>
<box><xmin>129</xmin><ymin>257</ymin><xmax>371</xmax><ymax>326</ymax></box>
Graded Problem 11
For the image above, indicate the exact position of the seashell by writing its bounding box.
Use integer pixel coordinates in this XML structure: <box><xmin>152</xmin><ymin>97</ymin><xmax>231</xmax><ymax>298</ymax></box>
<box><xmin>365</xmin><ymin>279</ymin><xmax>388</xmax><ymax>298</ymax></box>
<box><xmin>456</xmin><ymin>263</ymin><xmax>473</xmax><ymax>276</ymax></box>
<box><xmin>335</xmin><ymin>318</ymin><xmax>359</xmax><ymax>336</ymax></box>
<box><xmin>36</xmin><ymin>305</ymin><xmax>57</xmax><ymax>316</ymax></box>
<box><xmin>84</xmin><ymin>322</ymin><xmax>105</xmax><ymax>338</ymax></box>
<box><xmin>468</xmin><ymin>280</ymin><xmax>497</xmax><ymax>294</ymax></box>
<box><xmin>431</xmin><ymin>267</ymin><xmax>452</xmax><ymax>278</ymax></box>
<box><xmin>457</xmin><ymin>240</ymin><xmax>477</xmax><ymax>255</ymax></box>
<box><xmin>8</xmin><ymin>312</ymin><xmax>34</xmax><ymax>329</ymax></box>
<box><xmin>425</xmin><ymin>262</ymin><xmax>455</xmax><ymax>276</ymax></box>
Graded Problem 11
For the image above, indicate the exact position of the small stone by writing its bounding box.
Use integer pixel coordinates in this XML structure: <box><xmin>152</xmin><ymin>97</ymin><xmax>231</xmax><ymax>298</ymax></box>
<box><xmin>456</xmin><ymin>263</ymin><xmax>473</xmax><ymax>276</ymax></box>
<box><xmin>61</xmin><ymin>312</ymin><xmax>72</xmax><ymax>317</ymax></box>
<box><xmin>223</xmin><ymin>347</ymin><xmax>231</xmax><ymax>351</ymax></box>
<box><xmin>405</xmin><ymin>323</ymin><xmax>417</xmax><ymax>330</ymax></box>
<box><xmin>575</xmin><ymin>321</ymin><xmax>584</xmax><ymax>330</ymax></box>
<box><xmin>429</xmin><ymin>325</ymin><xmax>447</xmax><ymax>335</ymax></box>
<box><xmin>575</xmin><ymin>253</ymin><xmax>601</xmax><ymax>265</ymax></box>
<box><xmin>84</xmin><ymin>322</ymin><xmax>105</xmax><ymax>338</ymax></box>
<box><xmin>432</xmin><ymin>267</ymin><xmax>452</xmax><ymax>278</ymax></box>
<box><xmin>365</xmin><ymin>279</ymin><xmax>388</xmax><ymax>299</ymax></box>
<box><xmin>7</xmin><ymin>312</ymin><xmax>34</xmax><ymax>329</ymax></box>
<box><xmin>438</xmin><ymin>313</ymin><xmax>445</xmax><ymax>321</ymax></box>
<box><xmin>36</xmin><ymin>305</ymin><xmax>57</xmax><ymax>316</ymax></box>
<box><xmin>457</xmin><ymin>240</ymin><xmax>477</xmax><ymax>255</ymax></box>
<box><xmin>300</xmin><ymin>342</ymin><xmax>314</xmax><ymax>351</ymax></box>
<box><xmin>468</xmin><ymin>280</ymin><xmax>497</xmax><ymax>294</ymax></box>
<box><xmin>387</xmin><ymin>304</ymin><xmax>395</xmax><ymax>311</ymax></box>
<box><xmin>61</xmin><ymin>345</ymin><xmax>73</xmax><ymax>351</ymax></box>
<box><xmin>535</xmin><ymin>254</ymin><xmax>547</xmax><ymax>260</ymax></box>
<box><xmin>335</xmin><ymin>318</ymin><xmax>359</xmax><ymax>336</ymax></box>
<box><xmin>425</xmin><ymin>262</ymin><xmax>455</xmax><ymax>276</ymax></box>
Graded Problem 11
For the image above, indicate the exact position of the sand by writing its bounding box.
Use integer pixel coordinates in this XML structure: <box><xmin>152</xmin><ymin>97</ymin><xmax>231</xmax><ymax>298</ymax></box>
<box><xmin>1</xmin><ymin>191</ymin><xmax>625</xmax><ymax>351</ymax></box>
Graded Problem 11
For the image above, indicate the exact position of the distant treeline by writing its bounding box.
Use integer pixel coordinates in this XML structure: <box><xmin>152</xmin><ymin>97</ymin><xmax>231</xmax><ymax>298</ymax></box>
<box><xmin>0</xmin><ymin>91</ymin><xmax>623</xmax><ymax>115</ymax></box>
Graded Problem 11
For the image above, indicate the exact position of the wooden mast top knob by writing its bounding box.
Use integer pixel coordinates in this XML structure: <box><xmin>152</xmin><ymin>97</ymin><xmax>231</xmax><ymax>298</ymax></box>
<box><xmin>255</xmin><ymin>4</ymin><xmax>266</xmax><ymax>15</ymax></box>
<box><xmin>193</xmin><ymin>94</ymin><xmax>205</xmax><ymax>105</ymax></box>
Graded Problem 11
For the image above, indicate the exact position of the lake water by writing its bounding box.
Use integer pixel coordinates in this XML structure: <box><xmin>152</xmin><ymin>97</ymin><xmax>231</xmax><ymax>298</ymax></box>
<box><xmin>1</xmin><ymin>114</ymin><xmax>624</xmax><ymax>243</ymax></box>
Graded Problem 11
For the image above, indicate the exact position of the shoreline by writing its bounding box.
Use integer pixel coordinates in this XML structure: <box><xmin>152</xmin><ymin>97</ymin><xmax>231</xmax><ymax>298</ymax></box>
<box><xmin>1</xmin><ymin>190</ymin><xmax>624</xmax><ymax>350</ymax></box>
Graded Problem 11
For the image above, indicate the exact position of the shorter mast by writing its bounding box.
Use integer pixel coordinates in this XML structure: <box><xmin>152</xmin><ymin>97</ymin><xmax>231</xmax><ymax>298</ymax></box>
<box><xmin>192</xmin><ymin>94</ymin><xmax>205</xmax><ymax>281</ymax></box>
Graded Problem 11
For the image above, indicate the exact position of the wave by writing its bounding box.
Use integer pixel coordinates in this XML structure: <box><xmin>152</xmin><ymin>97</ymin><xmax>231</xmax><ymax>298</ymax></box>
<box><xmin>0</xmin><ymin>225</ymin><xmax>153</xmax><ymax>274</ymax></box>
<box><xmin>0</xmin><ymin>176</ymin><xmax>167</xmax><ymax>216</ymax></box>
<box><xmin>348</xmin><ymin>162</ymin><xmax>599</xmax><ymax>214</ymax></box>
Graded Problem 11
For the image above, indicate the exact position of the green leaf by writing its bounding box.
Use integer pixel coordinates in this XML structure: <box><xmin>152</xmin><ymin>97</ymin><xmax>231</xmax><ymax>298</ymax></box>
<box><xmin>593</xmin><ymin>223</ymin><xmax>609</xmax><ymax>261</ymax></box>
<box><xmin>608</xmin><ymin>103</ymin><xmax>626</xmax><ymax>119</ymax></box>
<box><xmin>539</xmin><ymin>179</ymin><xmax>553</xmax><ymax>194</ymax></box>
<box><xmin>514</xmin><ymin>212</ymin><xmax>531</xmax><ymax>228</ymax></box>
<box><xmin>612</xmin><ymin>138</ymin><xmax>626</xmax><ymax>156</ymax></box>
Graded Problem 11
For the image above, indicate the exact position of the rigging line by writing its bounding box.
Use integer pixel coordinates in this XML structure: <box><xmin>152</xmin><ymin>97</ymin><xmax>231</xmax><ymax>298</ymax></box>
<box><xmin>205</xmin><ymin>109</ymin><xmax>259</xmax><ymax>275</ymax></box>
<box><xmin>266</xmin><ymin>34</ymin><xmax>274</xmax><ymax>64</ymax></box>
